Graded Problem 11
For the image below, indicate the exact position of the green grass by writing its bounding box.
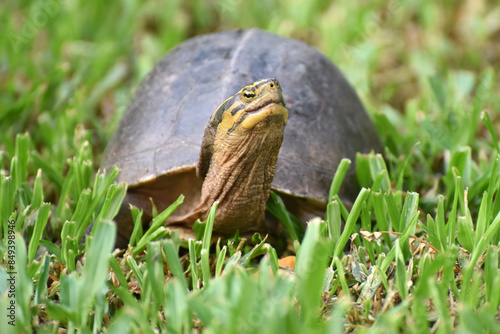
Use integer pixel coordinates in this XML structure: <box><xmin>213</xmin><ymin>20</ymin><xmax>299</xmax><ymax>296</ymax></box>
<box><xmin>1</xmin><ymin>0</ymin><xmax>500</xmax><ymax>332</ymax></box>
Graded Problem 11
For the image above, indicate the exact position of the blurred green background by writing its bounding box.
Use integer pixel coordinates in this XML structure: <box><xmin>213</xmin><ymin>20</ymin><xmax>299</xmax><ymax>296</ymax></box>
<box><xmin>2</xmin><ymin>1</ymin><xmax>500</xmax><ymax>332</ymax></box>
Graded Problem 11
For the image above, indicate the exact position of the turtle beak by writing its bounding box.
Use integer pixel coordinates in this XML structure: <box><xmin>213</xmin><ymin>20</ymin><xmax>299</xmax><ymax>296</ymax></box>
<box><xmin>239</xmin><ymin>78</ymin><xmax>288</xmax><ymax>129</ymax></box>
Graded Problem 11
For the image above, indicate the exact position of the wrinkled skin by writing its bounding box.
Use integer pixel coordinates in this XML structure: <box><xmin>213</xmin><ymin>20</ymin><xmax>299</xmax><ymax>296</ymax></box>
<box><xmin>170</xmin><ymin>78</ymin><xmax>288</xmax><ymax>235</ymax></box>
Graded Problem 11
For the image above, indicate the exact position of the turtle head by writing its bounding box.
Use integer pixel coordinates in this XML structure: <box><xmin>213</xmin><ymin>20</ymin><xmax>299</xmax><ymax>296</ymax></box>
<box><xmin>195</xmin><ymin>78</ymin><xmax>289</xmax><ymax>234</ymax></box>
<box><xmin>197</xmin><ymin>78</ymin><xmax>288</xmax><ymax>180</ymax></box>
<box><xmin>210</xmin><ymin>78</ymin><xmax>288</xmax><ymax>134</ymax></box>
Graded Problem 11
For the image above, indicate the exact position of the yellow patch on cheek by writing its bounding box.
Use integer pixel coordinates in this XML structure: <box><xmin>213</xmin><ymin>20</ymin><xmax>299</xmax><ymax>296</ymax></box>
<box><xmin>219</xmin><ymin>113</ymin><xmax>239</xmax><ymax>132</ymax></box>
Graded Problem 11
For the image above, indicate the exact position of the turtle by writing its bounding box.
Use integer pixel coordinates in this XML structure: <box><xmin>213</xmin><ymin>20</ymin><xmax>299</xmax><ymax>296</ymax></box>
<box><xmin>101</xmin><ymin>28</ymin><xmax>382</xmax><ymax>247</ymax></box>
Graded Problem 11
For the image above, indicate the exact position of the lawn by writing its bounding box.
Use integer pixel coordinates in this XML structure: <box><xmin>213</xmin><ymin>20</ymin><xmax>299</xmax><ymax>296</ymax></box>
<box><xmin>1</xmin><ymin>0</ymin><xmax>500</xmax><ymax>333</ymax></box>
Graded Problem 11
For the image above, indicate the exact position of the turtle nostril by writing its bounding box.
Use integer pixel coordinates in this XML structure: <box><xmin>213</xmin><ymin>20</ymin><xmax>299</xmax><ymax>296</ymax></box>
<box><xmin>270</xmin><ymin>82</ymin><xmax>274</xmax><ymax>88</ymax></box>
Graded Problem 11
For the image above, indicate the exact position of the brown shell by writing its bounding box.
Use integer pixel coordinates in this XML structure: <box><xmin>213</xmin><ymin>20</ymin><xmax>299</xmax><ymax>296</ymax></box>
<box><xmin>101</xmin><ymin>28</ymin><xmax>382</xmax><ymax>209</ymax></box>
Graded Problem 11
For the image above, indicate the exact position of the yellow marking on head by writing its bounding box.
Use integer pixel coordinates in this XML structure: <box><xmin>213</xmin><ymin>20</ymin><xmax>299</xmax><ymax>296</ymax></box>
<box><xmin>211</xmin><ymin>78</ymin><xmax>288</xmax><ymax>135</ymax></box>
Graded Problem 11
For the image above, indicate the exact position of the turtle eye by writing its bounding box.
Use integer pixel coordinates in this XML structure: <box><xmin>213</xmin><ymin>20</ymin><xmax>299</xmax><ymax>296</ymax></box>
<box><xmin>242</xmin><ymin>90</ymin><xmax>256</xmax><ymax>100</ymax></box>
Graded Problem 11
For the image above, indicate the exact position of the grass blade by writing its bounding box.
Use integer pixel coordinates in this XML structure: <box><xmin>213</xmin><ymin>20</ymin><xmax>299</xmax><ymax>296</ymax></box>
<box><xmin>202</xmin><ymin>201</ymin><xmax>217</xmax><ymax>250</ymax></box>
<box><xmin>333</xmin><ymin>188</ymin><xmax>371</xmax><ymax>260</ymax></box>
<box><xmin>326</xmin><ymin>200</ymin><xmax>341</xmax><ymax>246</ymax></box>
<box><xmin>81</xmin><ymin>221</ymin><xmax>116</xmax><ymax>307</ymax></box>
<box><xmin>295</xmin><ymin>219</ymin><xmax>332</xmax><ymax>325</ymax></box>
<box><xmin>266</xmin><ymin>191</ymin><xmax>304</xmax><ymax>241</ymax></box>
<box><xmin>13</xmin><ymin>133</ymin><xmax>30</xmax><ymax>190</ymax></box>
<box><xmin>329</xmin><ymin>158</ymin><xmax>351</xmax><ymax>202</ymax></box>
<box><xmin>162</xmin><ymin>239</ymin><xmax>188</xmax><ymax>291</ymax></box>
<box><xmin>28</xmin><ymin>203</ymin><xmax>51</xmax><ymax>263</ymax></box>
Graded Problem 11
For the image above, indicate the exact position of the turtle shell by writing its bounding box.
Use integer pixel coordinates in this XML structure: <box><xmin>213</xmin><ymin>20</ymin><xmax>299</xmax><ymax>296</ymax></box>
<box><xmin>102</xmin><ymin>28</ymin><xmax>382</xmax><ymax>220</ymax></box>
